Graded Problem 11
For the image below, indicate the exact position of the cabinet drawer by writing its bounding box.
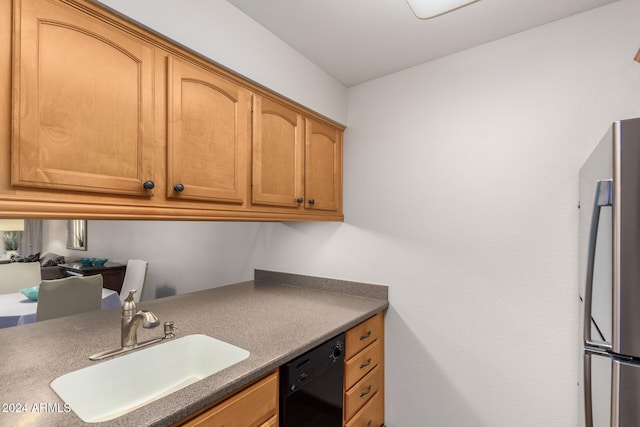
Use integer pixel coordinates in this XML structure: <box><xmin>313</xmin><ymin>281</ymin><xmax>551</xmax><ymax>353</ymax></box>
<box><xmin>259</xmin><ymin>415</ymin><xmax>278</xmax><ymax>427</ymax></box>
<box><xmin>346</xmin><ymin>313</ymin><xmax>383</xmax><ymax>359</ymax></box>
<box><xmin>181</xmin><ymin>371</ymin><xmax>278</xmax><ymax>427</ymax></box>
<box><xmin>344</xmin><ymin>391</ymin><xmax>384</xmax><ymax>427</ymax></box>
<box><xmin>345</xmin><ymin>339</ymin><xmax>381</xmax><ymax>390</ymax></box>
<box><xmin>344</xmin><ymin>365</ymin><xmax>383</xmax><ymax>421</ymax></box>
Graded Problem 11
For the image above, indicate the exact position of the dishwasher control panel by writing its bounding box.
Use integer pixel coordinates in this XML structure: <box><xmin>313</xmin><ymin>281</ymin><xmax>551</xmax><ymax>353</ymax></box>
<box><xmin>282</xmin><ymin>333</ymin><xmax>345</xmax><ymax>395</ymax></box>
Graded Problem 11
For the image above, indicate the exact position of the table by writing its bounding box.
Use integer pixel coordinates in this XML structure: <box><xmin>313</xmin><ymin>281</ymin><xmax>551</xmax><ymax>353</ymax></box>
<box><xmin>0</xmin><ymin>289</ymin><xmax>121</xmax><ymax>328</ymax></box>
<box><xmin>59</xmin><ymin>262</ymin><xmax>126</xmax><ymax>293</ymax></box>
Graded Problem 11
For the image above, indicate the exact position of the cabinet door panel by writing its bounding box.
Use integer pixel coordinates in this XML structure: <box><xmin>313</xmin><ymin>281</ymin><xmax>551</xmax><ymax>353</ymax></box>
<box><xmin>344</xmin><ymin>312</ymin><xmax>385</xmax><ymax>426</ymax></box>
<box><xmin>345</xmin><ymin>339</ymin><xmax>382</xmax><ymax>390</ymax></box>
<box><xmin>252</xmin><ymin>96</ymin><xmax>304</xmax><ymax>208</ymax></box>
<box><xmin>180</xmin><ymin>371</ymin><xmax>278</xmax><ymax>427</ymax></box>
<box><xmin>344</xmin><ymin>365</ymin><xmax>383</xmax><ymax>421</ymax></box>
<box><xmin>344</xmin><ymin>392</ymin><xmax>384</xmax><ymax>427</ymax></box>
<box><xmin>305</xmin><ymin>118</ymin><xmax>342</xmax><ymax>211</ymax></box>
<box><xmin>259</xmin><ymin>415</ymin><xmax>278</xmax><ymax>427</ymax></box>
<box><xmin>346</xmin><ymin>312</ymin><xmax>384</xmax><ymax>359</ymax></box>
<box><xmin>12</xmin><ymin>0</ymin><xmax>154</xmax><ymax>196</ymax></box>
<box><xmin>167</xmin><ymin>56</ymin><xmax>249</xmax><ymax>204</ymax></box>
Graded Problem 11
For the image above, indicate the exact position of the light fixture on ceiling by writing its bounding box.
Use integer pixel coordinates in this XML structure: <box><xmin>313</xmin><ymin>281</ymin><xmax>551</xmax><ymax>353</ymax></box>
<box><xmin>405</xmin><ymin>0</ymin><xmax>481</xmax><ymax>19</ymax></box>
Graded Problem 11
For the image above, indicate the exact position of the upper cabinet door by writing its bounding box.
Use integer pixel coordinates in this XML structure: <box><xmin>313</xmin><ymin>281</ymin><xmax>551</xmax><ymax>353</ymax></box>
<box><xmin>252</xmin><ymin>96</ymin><xmax>304</xmax><ymax>208</ymax></box>
<box><xmin>12</xmin><ymin>0</ymin><xmax>154</xmax><ymax>196</ymax></box>
<box><xmin>305</xmin><ymin>119</ymin><xmax>342</xmax><ymax>212</ymax></box>
<box><xmin>167</xmin><ymin>56</ymin><xmax>250</xmax><ymax>204</ymax></box>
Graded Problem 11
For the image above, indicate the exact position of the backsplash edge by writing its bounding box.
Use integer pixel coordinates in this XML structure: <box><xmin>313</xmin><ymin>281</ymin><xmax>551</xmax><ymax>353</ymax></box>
<box><xmin>254</xmin><ymin>269</ymin><xmax>388</xmax><ymax>301</ymax></box>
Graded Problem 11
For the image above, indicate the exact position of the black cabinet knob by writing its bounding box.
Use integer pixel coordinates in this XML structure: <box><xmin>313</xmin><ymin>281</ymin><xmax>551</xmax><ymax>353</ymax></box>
<box><xmin>308</xmin><ymin>199</ymin><xmax>315</xmax><ymax>205</ymax></box>
<box><xmin>173</xmin><ymin>183</ymin><xmax>185</xmax><ymax>193</ymax></box>
<box><xmin>142</xmin><ymin>180</ymin><xmax>155</xmax><ymax>190</ymax></box>
<box><xmin>296</xmin><ymin>197</ymin><xmax>303</xmax><ymax>204</ymax></box>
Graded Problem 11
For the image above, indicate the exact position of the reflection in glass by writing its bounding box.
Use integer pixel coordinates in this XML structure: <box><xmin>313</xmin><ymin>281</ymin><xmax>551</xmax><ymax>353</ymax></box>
<box><xmin>67</xmin><ymin>220</ymin><xmax>87</xmax><ymax>251</ymax></box>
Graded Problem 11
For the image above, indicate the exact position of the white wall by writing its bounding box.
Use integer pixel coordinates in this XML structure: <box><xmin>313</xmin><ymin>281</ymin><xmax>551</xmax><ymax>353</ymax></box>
<box><xmin>92</xmin><ymin>0</ymin><xmax>348</xmax><ymax>125</ymax></box>
<box><xmin>42</xmin><ymin>220</ymin><xmax>265</xmax><ymax>301</ymax></box>
<box><xmin>257</xmin><ymin>1</ymin><xmax>640</xmax><ymax>426</ymax></box>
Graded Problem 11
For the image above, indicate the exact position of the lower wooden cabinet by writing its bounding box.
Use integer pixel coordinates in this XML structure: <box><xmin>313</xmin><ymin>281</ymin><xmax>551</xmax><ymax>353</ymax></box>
<box><xmin>259</xmin><ymin>415</ymin><xmax>278</xmax><ymax>427</ymax></box>
<box><xmin>174</xmin><ymin>311</ymin><xmax>385</xmax><ymax>427</ymax></box>
<box><xmin>345</xmin><ymin>339</ymin><xmax>382</xmax><ymax>390</ymax></box>
<box><xmin>345</xmin><ymin>392</ymin><xmax>384</xmax><ymax>427</ymax></box>
<box><xmin>344</xmin><ymin>312</ymin><xmax>385</xmax><ymax>427</ymax></box>
<box><xmin>344</xmin><ymin>365</ymin><xmax>383</xmax><ymax>421</ymax></box>
<box><xmin>178</xmin><ymin>370</ymin><xmax>278</xmax><ymax>427</ymax></box>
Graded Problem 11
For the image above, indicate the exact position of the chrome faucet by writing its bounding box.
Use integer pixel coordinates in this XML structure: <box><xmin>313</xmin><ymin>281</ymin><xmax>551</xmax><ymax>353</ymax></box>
<box><xmin>89</xmin><ymin>290</ymin><xmax>175</xmax><ymax>361</ymax></box>
<box><xmin>121</xmin><ymin>290</ymin><xmax>159</xmax><ymax>348</ymax></box>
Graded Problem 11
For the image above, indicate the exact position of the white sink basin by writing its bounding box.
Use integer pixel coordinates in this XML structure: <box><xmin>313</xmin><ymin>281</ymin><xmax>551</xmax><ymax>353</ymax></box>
<box><xmin>50</xmin><ymin>334</ymin><xmax>250</xmax><ymax>423</ymax></box>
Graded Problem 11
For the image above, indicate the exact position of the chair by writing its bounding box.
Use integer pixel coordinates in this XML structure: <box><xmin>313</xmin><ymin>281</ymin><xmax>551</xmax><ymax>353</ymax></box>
<box><xmin>36</xmin><ymin>275</ymin><xmax>103</xmax><ymax>322</ymax></box>
<box><xmin>0</xmin><ymin>262</ymin><xmax>42</xmax><ymax>295</ymax></box>
<box><xmin>119</xmin><ymin>259</ymin><xmax>148</xmax><ymax>304</ymax></box>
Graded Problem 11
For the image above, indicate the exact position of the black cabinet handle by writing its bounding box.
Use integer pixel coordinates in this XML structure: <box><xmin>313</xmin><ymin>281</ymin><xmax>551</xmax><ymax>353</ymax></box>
<box><xmin>360</xmin><ymin>331</ymin><xmax>372</xmax><ymax>340</ymax></box>
<box><xmin>143</xmin><ymin>180</ymin><xmax>155</xmax><ymax>190</ymax></box>
<box><xmin>296</xmin><ymin>197</ymin><xmax>303</xmax><ymax>204</ymax></box>
<box><xmin>360</xmin><ymin>358</ymin><xmax>372</xmax><ymax>369</ymax></box>
<box><xmin>308</xmin><ymin>199</ymin><xmax>315</xmax><ymax>205</ymax></box>
<box><xmin>360</xmin><ymin>384</ymin><xmax>372</xmax><ymax>398</ymax></box>
<box><xmin>173</xmin><ymin>184</ymin><xmax>185</xmax><ymax>193</ymax></box>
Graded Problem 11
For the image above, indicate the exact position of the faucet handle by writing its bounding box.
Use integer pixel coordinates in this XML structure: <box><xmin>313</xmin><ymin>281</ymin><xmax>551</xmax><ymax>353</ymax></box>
<box><xmin>122</xmin><ymin>290</ymin><xmax>137</xmax><ymax>313</ymax></box>
<box><xmin>163</xmin><ymin>321</ymin><xmax>176</xmax><ymax>339</ymax></box>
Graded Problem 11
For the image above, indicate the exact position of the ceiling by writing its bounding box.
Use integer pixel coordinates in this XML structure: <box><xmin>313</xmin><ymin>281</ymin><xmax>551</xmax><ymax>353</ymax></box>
<box><xmin>226</xmin><ymin>0</ymin><xmax>619</xmax><ymax>87</ymax></box>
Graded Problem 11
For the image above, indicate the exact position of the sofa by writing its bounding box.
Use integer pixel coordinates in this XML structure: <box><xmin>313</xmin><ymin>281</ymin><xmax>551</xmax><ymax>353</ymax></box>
<box><xmin>4</xmin><ymin>252</ymin><xmax>81</xmax><ymax>280</ymax></box>
<box><xmin>39</xmin><ymin>252</ymin><xmax>79</xmax><ymax>280</ymax></box>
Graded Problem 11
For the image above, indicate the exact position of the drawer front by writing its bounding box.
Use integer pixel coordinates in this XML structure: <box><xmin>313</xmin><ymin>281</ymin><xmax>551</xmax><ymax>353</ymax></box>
<box><xmin>346</xmin><ymin>313</ymin><xmax>383</xmax><ymax>359</ymax></box>
<box><xmin>344</xmin><ymin>365</ymin><xmax>383</xmax><ymax>421</ymax></box>
<box><xmin>259</xmin><ymin>415</ymin><xmax>278</xmax><ymax>427</ymax></box>
<box><xmin>345</xmin><ymin>339</ymin><xmax>381</xmax><ymax>390</ymax></box>
<box><xmin>182</xmin><ymin>371</ymin><xmax>278</xmax><ymax>427</ymax></box>
<box><xmin>344</xmin><ymin>391</ymin><xmax>384</xmax><ymax>427</ymax></box>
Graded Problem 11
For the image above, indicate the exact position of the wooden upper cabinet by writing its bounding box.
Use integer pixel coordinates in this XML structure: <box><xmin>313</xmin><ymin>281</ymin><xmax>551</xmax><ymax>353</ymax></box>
<box><xmin>305</xmin><ymin>118</ymin><xmax>342</xmax><ymax>212</ymax></box>
<box><xmin>11</xmin><ymin>0</ymin><xmax>154</xmax><ymax>196</ymax></box>
<box><xmin>252</xmin><ymin>96</ymin><xmax>304</xmax><ymax>208</ymax></box>
<box><xmin>2</xmin><ymin>0</ymin><xmax>343</xmax><ymax>220</ymax></box>
<box><xmin>252</xmin><ymin>97</ymin><xmax>343</xmax><ymax>213</ymax></box>
<box><xmin>167</xmin><ymin>55</ymin><xmax>250</xmax><ymax>204</ymax></box>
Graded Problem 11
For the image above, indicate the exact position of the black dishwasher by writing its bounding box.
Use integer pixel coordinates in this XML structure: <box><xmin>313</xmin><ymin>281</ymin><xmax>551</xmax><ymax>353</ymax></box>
<box><xmin>280</xmin><ymin>333</ymin><xmax>345</xmax><ymax>427</ymax></box>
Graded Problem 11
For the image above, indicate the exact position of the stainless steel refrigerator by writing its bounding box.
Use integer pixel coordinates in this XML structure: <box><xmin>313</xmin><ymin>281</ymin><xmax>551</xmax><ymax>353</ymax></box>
<box><xmin>579</xmin><ymin>118</ymin><xmax>640</xmax><ymax>427</ymax></box>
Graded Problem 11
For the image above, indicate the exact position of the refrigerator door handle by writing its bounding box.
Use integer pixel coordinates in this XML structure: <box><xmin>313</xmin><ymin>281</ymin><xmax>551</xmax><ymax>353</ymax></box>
<box><xmin>584</xmin><ymin>179</ymin><xmax>613</xmax><ymax>351</ymax></box>
<box><xmin>583</xmin><ymin>348</ymin><xmax>612</xmax><ymax>427</ymax></box>
<box><xmin>584</xmin><ymin>352</ymin><xmax>594</xmax><ymax>427</ymax></box>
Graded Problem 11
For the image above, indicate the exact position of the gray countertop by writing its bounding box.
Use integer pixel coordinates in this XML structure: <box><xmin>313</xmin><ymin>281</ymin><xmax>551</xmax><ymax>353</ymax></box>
<box><xmin>0</xmin><ymin>270</ymin><xmax>388</xmax><ymax>426</ymax></box>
